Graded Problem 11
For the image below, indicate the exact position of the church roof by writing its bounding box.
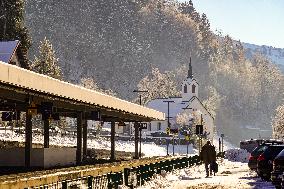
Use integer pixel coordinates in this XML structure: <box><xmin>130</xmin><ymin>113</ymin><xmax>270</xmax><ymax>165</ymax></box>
<box><xmin>146</xmin><ymin>97</ymin><xmax>187</xmax><ymax>118</ymax></box>
<box><xmin>146</xmin><ymin>96</ymin><xmax>214</xmax><ymax>120</ymax></box>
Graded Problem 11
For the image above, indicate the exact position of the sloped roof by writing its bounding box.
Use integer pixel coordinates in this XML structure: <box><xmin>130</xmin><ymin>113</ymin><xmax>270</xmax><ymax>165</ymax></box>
<box><xmin>147</xmin><ymin>96</ymin><xmax>214</xmax><ymax>120</ymax></box>
<box><xmin>0</xmin><ymin>40</ymin><xmax>20</xmax><ymax>63</ymax></box>
<box><xmin>147</xmin><ymin>97</ymin><xmax>187</xmax><ymax>118</ymax></box>
<box><xmin>0</xmin><ymin>61</ymin><xmax>165</xmax><ymax>121</ymax></box>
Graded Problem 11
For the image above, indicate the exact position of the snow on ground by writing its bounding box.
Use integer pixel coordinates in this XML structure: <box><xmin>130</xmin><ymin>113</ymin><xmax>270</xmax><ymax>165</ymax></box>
<box><xmin>0</xmin><ymin>130</ymin><xmax>236</xmax><ymax>157</ymax></box>
<box><xmin>0</xmin><ymin>130</ymin><xmax>168</xmax><ymax>157</ymax></box>
<box><xmin>138</xmin><ymin>159</ymin><xmax>275</xmax><ymax>189</ymax></box>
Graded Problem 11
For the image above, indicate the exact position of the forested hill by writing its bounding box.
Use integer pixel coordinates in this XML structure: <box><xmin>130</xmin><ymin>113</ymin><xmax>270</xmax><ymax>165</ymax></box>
<box><xmin>24</xmin><ymin>0</ymin><xmax>284</xmax><ymax>144</ymax></box>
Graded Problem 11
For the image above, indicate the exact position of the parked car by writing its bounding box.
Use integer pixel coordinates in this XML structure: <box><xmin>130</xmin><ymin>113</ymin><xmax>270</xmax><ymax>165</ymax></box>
<box><xmin>248</xmin><ymin>140</ymin><xmax>284</xmax><ymax>170</ymax></box>
<box><xmin>257</xmin><ymin>145</ymin><xmax>284</xmax><ymax>180</ymax></box>
<box><xmin>281</xmin><ymin>173</ymin><xmax>284</xmax><ymax>189</ymax></box>
<box><xmin>271</xmin><ymin>149</ymin><xmax>284</xmax><ymax>189</ymax></box>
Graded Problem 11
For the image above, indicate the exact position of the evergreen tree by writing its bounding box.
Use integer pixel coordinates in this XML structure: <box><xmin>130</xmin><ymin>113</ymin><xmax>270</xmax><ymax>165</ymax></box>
<box><xmin>0</xmin><ymin>0</ymin><xmax>31</xmax><ymax>68</ymax></box>
<box><xmin>30</xmin><ymin>37</ymin><xmax>62</xmax><ymax>79</ymax></box>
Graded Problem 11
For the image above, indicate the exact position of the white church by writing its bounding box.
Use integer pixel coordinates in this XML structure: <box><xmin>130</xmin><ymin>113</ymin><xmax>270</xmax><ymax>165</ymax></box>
<box><xmin>145</xmin><ymin>59</ymin><xmax>215</xmax><ymax>140</ymax></box>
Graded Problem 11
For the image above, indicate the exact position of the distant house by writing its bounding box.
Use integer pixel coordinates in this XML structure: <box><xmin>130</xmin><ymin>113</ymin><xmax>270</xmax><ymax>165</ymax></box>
<box><xmin>145</xmin><ymin>59</ymin><xmax>215</xmax><ymax>140</ymax></box>
<box><xmin>0</xmin><ymin>40</ymin><xmax>23</xmax><ymax>67</ymax></box>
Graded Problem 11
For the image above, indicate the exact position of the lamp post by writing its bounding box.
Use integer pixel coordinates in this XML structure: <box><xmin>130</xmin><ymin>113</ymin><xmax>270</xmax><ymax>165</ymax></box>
<box><xmin>133</xmin><ymin>90</ymin><xmax>148</xmax><ymax>158</ymax></box>
<box><xmin>163</xmin><ymin>100</ymin><xmax>175</xmax><ymax>156</ymax></box>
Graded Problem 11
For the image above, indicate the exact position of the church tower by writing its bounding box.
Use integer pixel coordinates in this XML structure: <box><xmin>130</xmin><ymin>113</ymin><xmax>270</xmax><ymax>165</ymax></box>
<box><xmin>181</xmin><ymin>57</ymin><xmax>199</xmax><ymax>101</ymax></box>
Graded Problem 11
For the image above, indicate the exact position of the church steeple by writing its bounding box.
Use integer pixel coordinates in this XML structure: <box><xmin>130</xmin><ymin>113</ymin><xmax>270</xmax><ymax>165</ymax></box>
<box><xmin>187</xmin><ymin>57</ymin><xmax>193</xmax><ymax>79</ymax></box>
<box><xmin>182</xmin><ymin>57</ymin><xmax>199</xmax><ymax>101</ymax></box>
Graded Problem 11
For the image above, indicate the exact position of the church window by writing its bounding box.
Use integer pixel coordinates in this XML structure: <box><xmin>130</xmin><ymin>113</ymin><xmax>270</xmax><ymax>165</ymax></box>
<box><xmin>192</xmin><ymin>84</ymin><xmax>196</xmax><ymax>93</ymax></box>
<box><xmin>184</xmin><ymin>84</ymin><xmax>187</xmax><ymax>93</ymax></box>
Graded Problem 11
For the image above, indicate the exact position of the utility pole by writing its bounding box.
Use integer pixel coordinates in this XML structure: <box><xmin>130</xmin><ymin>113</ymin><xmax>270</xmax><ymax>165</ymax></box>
<box><xmin>163</xmin><ymin>100</ymin><xmax>175</xmax><ymax>156</ymax></box>
<box><xmin>133</xmin><ymin>90</ymin><xmax>148</xmax><ymax>158</ymax></box>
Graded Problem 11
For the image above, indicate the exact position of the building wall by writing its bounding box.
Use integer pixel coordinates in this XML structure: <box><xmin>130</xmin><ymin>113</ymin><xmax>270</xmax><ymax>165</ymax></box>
<box><xmin>0</xmin><ymin>147</ymin><xmax>76</xmax><ymax>168</ymax></box>
<box><xmin>145</xmin><ymin>98</ymin><xmax>214</xmax><ymax>141</ymax></box>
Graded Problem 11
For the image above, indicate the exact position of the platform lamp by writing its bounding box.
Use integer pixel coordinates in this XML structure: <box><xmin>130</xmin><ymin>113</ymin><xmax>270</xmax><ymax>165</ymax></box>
<box><xmin>133</xmin><ymin>89</ymin><xmax>148</xmax><ymax>158</ymax></box>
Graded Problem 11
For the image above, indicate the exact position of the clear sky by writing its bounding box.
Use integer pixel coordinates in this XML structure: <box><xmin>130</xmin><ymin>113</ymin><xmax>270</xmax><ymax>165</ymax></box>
<box><xmin>181</xmin><ymin>0</ymin><xmax>284</xmax><ymax>48</ymax></box>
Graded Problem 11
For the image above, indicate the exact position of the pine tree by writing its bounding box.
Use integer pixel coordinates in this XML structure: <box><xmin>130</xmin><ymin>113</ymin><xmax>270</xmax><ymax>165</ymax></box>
<box><xmin>30</xmin><ymin>37</ymin><xmax>62</xmax><ymax>80</ymax></box>
<box><xmin>0</xmin><ymin>0</ymin><xmax>31</xmax><ymax>68</ymax></box>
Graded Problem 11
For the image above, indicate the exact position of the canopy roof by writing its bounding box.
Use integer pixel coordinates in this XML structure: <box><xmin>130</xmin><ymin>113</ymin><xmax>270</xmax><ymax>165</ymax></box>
<box><xmin>0</xmin><ymin>61</ymin><xmax>165</xmax><ymax>121</ymax></box>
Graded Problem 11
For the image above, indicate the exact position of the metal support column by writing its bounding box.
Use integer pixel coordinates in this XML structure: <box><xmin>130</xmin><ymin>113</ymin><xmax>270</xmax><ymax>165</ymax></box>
<box><xmin>134</xmin><ymin>122</ymin><xmax>139</xmax><ymax>159</ymax></box>
<box><xmin>139</xmin><ymin>127</ymin><xmax>142</xmax><ymax>158</ymax></box>
<box><xmin>76</xmin><ymin>112</ymin><xmax>82</xmax><ymax>165</ymax></box>
<box><xmin>83</xmin><ymin>119</ymin><xmax>88</xmax><ymax>160</ymax></box>
<box><xmin>25</xmin><ymin>110</ymin><xmax>32</xmax><ymax>167</ymax></box>
<box><xmin>110</xmin><ymin>121</ymin><xmax>115</xmax><ymax>160</ymax></box>
<box><xmin>43</xmin><ymin>120</ymin><xmax>49</xmax><ymax>148</ymax></box>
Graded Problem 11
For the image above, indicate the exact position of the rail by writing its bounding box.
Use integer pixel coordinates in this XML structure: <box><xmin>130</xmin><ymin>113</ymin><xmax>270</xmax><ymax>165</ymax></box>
<box><xmin>0</xmin><ymin>155</ymin><xmax>201</xmax><ymax>189</ymax></box>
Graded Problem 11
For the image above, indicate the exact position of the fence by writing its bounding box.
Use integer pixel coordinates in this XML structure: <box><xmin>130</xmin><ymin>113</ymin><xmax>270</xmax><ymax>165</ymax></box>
<box><xmin>22</xmin><ymin>155</ymin><xmax>200</xmax><ymax>189</ymax></box>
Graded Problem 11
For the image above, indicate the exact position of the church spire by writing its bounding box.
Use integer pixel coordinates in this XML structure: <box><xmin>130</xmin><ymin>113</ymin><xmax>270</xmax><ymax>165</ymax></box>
<box><xmin>188</xmin><ymin>57</ymin><xmax>193</xmax><ymax>79</ymax></box>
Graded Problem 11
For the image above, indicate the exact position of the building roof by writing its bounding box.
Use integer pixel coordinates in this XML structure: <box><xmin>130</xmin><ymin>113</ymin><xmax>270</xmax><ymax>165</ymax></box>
<box><xmin>147</xmin><ymin>97</ymin><xmax>187</xmax><ymax>118</ymax></box>
<box><xmin>147</xmin><ymin>96</ymin><xmax>214</xmax><ymax>120</ymax></box>
<box><xmin>0</xmin><ymin>40</ymin><xmax>20</xmax><ymax>64</ymax></box>
<box><xmin>0</xmin><ymin>61</ymin><xmax>165</xmax><ymax>121</ymax></box>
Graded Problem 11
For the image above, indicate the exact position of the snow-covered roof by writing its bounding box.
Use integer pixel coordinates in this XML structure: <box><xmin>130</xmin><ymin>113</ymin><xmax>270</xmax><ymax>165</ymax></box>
<box><xmin>0</xmin><ymin>61</ymin><xmax>165</xmax><ymax>121</ymax></box>
<box><xmin>147</xmin><ymin>97</ymin><xmax>188</xmax><ymax>118</ymax></box>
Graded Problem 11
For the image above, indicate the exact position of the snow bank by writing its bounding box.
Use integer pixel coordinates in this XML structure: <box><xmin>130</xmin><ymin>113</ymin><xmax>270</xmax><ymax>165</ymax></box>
<box><xmin>224</xmin><ymin>148</ymin><xmax>250</xmax><ymax>163</ymax></box>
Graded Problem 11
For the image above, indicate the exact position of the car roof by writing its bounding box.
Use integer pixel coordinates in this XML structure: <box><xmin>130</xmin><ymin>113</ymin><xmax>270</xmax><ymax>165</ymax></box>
<box><xmin>266</xmin><ymin>145</ymin><xmax>284</xmax><ymax>148</ymax></box>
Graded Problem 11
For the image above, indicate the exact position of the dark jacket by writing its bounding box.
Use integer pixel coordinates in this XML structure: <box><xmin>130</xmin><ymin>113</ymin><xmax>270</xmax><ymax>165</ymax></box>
<box><xmin>200</xmin><ymin>144</ymin><xmax>216</xmax><ymax>164</ymax></box>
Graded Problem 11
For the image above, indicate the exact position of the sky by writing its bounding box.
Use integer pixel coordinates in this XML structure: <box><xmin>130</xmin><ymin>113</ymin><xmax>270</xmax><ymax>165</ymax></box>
<box><xmin>180</xmin><ymin>0</ymin><xmax>284</xmax><ymax>48</ymax></box>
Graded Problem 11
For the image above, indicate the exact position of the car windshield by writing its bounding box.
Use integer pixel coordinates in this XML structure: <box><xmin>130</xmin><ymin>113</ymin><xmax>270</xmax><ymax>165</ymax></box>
<box><xmin>251</xmin><ymin>145</ymin><xmax>268</xmax><ymax>156</ymax></box>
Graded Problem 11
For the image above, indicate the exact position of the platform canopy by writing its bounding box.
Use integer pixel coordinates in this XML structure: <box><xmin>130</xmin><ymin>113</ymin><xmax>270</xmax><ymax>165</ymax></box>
<box><xmin>0</xmin><ymin>61</ymin><xmax>165</xmax><ymax>122</ymax></box>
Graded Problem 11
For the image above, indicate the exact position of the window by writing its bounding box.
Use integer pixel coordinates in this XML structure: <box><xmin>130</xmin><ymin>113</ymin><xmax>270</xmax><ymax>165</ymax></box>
<box><xmin>184</xmin><ymin>84</ymin><xmax>187</xmax><ymax>93</ymax></box>
<box><xmin>192</xmin><ymin>84</ymin><xmax>196</xmax><ymax>93</ymax></box>
<box><xmin>148</xmin><ymin>123</ymin><xmax>152</xmax><ymax>131</ymax></box>
<box><xmin>157</xmin><ymin>122</ymin><xmax>161</xmax><ymax>130</ymax></box>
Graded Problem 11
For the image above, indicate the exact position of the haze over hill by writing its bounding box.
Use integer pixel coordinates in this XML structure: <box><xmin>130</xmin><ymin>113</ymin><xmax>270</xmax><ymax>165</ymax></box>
<box><xmin>243</xmin><ymin>43</ymin><xmax>284</xmax><ymax>73</ymax></box>
<box><xmin>24</xmin><ymin>0</ymin><xmax>284</xmax><ymax>145</ymax></box>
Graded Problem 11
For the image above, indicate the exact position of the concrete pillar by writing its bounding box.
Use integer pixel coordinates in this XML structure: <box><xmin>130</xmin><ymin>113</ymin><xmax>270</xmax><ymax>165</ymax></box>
<box><xmin>76</xmin><ymin>112</ymin><xmax>82</xmax><ymax>165</ymax></box>
<box><xmin>43</xmin><ymin>119</ymin><xmax>49</xmax><ymax>148</ymax></box>
<box><xmin>134</xmin><ymin>122</ymin><xmax>139</xmax><ymax>159</ymax></box>
<box><xmin>83</xmin><ymin>119</ymin><xmax>88</xmax><ymax>160</ymax></box>
<box><xmin>25</xmin><ymin>110</ymin><xmax>32</xmax><ymax>167</ymax></box>
<box><xmin>110</xmin><ymin>121</ymin><xmax>115</xmax><ymax>160</ymax></box>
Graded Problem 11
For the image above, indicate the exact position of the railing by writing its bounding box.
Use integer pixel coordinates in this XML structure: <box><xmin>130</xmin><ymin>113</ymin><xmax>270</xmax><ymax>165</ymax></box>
<box><xmin>22</xmin><ymin>155</ymin><xmax>200</xmax><ymax>189</ymax></box>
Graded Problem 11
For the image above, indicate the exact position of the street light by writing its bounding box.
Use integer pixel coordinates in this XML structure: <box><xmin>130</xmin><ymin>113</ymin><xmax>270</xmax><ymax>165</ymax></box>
<box><xmin>133</xmin><ymin>90</ymin><xmax>148</xmax><ymax>106</ymax></box>
<box><xmin>133</xmin><ymin>89</ymin><xmax>148</xmax><ymax>158</ymax></box>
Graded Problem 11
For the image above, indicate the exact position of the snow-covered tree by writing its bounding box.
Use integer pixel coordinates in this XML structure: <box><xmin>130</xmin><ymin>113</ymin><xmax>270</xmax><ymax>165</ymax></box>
<box><xmin>176</xmin><ymin>111</ymin><xmax>194</xmax><ymax>136</ymax></box>
<box><xmin>80</xmin><ymin>77</ymin><xmax>117</xmax><ymax>97</ymax></box>
<box><xmin>202</xmin><ymin>86</ymin><xmax>221</xmax><ymax>119</ymax></box>
<box><xmin>30</xmin><ymin>37</ymin><xmax>62</xmax><ymax>79</ymax></box>
<box><xmin>272</xmin><ymin>104</ymin><xmax>284</xmax><ymax>139</ymax></box>
<box><xmin>80</xmin><ymin>77</ymin><xmax>99</xmax><ymax>90</ymax></box>
<box><xmin>136</xmin><ymin>67</ymin><xmax>180</xmax><ymax>105</ymax></box>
